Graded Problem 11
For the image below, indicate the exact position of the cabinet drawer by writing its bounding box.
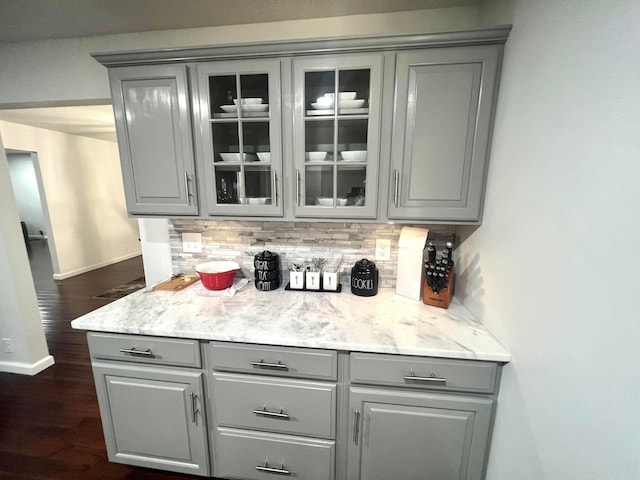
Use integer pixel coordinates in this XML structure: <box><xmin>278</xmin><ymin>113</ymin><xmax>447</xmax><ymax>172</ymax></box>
<box><xmin>214</xmin><ymin>427</ymin><xmax>335</xmax><ymax>480</ymax></box>
<box><xmin>350</xmin><ymin>352</ymin><xmax>498</xmax><ymax>394</ymax></box>
<box><xmin>210</xmin><ymin>341</ymin><xmax>337</xmax><ymax>380</ymax></box>
<box><xmin>213</xmin><ymin>373</ymin><xmax>336</xmax><ymax>438</ymax></box>
<box><xmin>87</xmin><ymin>332</ymin><xmax>201</xmax><ymax>368</ymax></box>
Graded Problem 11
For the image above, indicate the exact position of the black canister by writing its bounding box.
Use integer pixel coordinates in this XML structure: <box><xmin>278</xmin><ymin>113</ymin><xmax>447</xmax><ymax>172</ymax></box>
<box><xmin>350</xmin><ymin>258</ymin><xmax>379</xmax><ymax>297</ymax></box>
<box><xmin>254</xmin><ymin>251</ymin><xmax>281</xmax><ymax>291</ymax></box>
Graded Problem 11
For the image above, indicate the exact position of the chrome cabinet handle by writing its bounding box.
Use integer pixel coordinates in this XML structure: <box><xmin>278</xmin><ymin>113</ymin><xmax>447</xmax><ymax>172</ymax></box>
<box><xmin>256</xmin><ymin>462</ymin><xmax>290</xmax><ymax>475</ymax></box>
<box><xmin>273</xmin><ymin>171</ymin><xmax>278</xmax><ymax>206</ymax></box>
<box><xmin>250</xmin><ymin>359</ymin><xmax>289</xmax><ymax>370</ymax></box>
<box><xmin>403</xmin><ymin>371</ymin><xmax>446</xmax><ymax>384</ymax></box>
<box><xmin>353</xmin><ymin>409</ymin><xmax>360</xmax><ymax>445</ymax></box>
<box><xmin>236</xmin><ymin>170</ymin><xmax>243</xmax><ymax>204</ymax></box>
<box><xmin>184</xmin><ymin>171</ymin><xmax>191</xmax><ymax>204</ymax></box>
<box><xmin>190</xmin><ymin>391</ymin><xmax>199</xmax><ymax>423</ymax></box>
<box><xmin>253</xmin><ymin>407</ymin><xmax>290</xmax><ymax>420</ymax></box>
<box><xmin>119</xmin><ymin>347</ymin><xmax>153</xmax><ymax>357</ymax></box>
<box><xmin>394</xmin><ymin>169</ymin><xmax>400</xmax><ymax>207</ymax></box>
<box><xmin>296</xmin><ymin>169</ymin><xmax>301</xmax><ymax>206</ymax></box>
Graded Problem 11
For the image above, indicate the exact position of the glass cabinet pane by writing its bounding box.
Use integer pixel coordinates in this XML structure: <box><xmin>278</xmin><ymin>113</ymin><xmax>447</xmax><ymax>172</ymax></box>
<box><xmin>243</xmin><ymin>122</ymin><xmax>270</xmax><ymax>158</ymax></box>
<box><xmin>209</xmin><ymin>75</ymin><xmax>237</xmax><ymax>117</ymax></box>
<box><xmin>214</xmin><ymin>165</ymin><xmax>240</xmax><ymax>204</ymax></box>
<box><xmin>305</xmin><ymin>120</ymin><xmax>334</xmax><ymax>163</ymax></box>
<box><xmin>338</xmin><ymin>165</ymin><xmax>367</xmax><ymax>207</ymax></box>
<box><xmin>337</xmin><ymin>69</ymin><xmax>370</xmax><ymax>113</ymax></box>
<box><xmin>293</xmin><ymin>54</ymin><xmax>381</xmax><ymax>217</ymax></box>
<box><xmin>212</xmin><ymin>123</ymin><xmax>240</xmax><ymax>163</ymax></box>
<box><xmin>239</xmin><ymin>74</ymin><xmax>269</xmax><ymax>118</ymax></box>
<box><xmin>245</xmin><ymin>165</ymin><xmax>272</xmax><ymax>205</ymax></box>
<box><xmin>198</xmin><ymin>59</ymin><xmax>282</xmax><ymax>216</ymax></box>
<box><xmin>338</xmin><ymin>119</ymin><xmax>368</xmax><ymax>163</ymax></box>
<box><xmin>305</xmin><ymin>165</ymin><xmax>333</xmax><ymax>206</ymax></box>
<box><xmin>302</xmin><ymin>67</ymin><xmax>372</xmax><ymax>207</ymax></box>
<box><xmin>208</xmin><ymin>72</ymin><xmax>275</xmax><ymax>207</ymax></box>
<box><xmin>305</xmin><ymin>70</ymin><xmax>335</xmax><ymax>114</ymax></box>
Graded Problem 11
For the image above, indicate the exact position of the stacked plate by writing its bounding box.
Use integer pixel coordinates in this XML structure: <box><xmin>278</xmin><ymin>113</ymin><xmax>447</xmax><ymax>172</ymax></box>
<box><xmin>218</xmin><ymin>98</ymin><xmax>269</xmax><ymax>116</ymax></box>
<box><xmin>308</xmin><ymin>92</ymin><xmax>368</xmax><ymax>116</ymax></box>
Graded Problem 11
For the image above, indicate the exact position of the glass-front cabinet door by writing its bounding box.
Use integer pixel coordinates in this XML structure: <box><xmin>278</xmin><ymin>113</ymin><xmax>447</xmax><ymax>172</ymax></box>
<box><xmin>292</xmin><ymin>54</ymin><xmax>383</xmax><ymax>218</ymax></box>
<box><xmin>196</xmin><ymin>59</ymin><xmax>283</xmax><ymax>216</ymax></box>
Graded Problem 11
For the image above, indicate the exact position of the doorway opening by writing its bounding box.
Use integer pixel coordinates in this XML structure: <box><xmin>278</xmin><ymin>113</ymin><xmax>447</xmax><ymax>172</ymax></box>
<box><xmin>5</xmin><ymin>148</ymin><xmax>60</xmax><ymax>275</ymax></box>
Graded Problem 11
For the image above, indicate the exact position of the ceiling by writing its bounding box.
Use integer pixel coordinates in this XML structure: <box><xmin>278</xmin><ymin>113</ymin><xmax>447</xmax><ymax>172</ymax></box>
<box><xmin>0</xmin><ymin>105</ymin><xmax>117</xmax><ymax>143</ymax></box>
<box><xmin>0</xmin><ymin>0</ymin><xmax>479</xmax><ymax>43</ymax></box>
<box><xmin>0</xmin><ymin>0</ymin><xmax>478</xmax><ymax>143</ymax></box>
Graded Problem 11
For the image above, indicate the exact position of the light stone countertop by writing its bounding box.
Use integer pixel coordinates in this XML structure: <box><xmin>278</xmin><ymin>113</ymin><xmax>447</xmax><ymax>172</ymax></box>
<box><xmin>71</xmin><ymin>283</ymin><xmax>510</xmax><ymax>362</ymax></box>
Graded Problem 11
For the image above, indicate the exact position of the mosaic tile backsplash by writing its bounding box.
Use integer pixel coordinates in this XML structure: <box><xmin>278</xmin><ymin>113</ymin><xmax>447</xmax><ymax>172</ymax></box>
<box><xmin>170</xmin><ymin>220</ymin><xmax>455</xmax><ymax>288</ymax></box>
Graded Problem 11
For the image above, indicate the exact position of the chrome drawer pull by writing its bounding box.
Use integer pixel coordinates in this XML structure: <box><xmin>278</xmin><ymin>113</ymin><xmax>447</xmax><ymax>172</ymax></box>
<box><xmin>256</xmin><ymin>462</ymin><xmax>291</xmax><ymax>475</ymax></box>
<box><xmin>403</xmin><ymin>371</ymin><xmax>446</xmax><ymax>384</ymax></box>
<box><xmin>119</xmin><ymin>347</ymin><xmax>154</xmax><ymax>357</ymax></box>
<box><xmin>190</xmin><ymin>392</ymin><xmax>199</xmax><ymax>424</ymax></box>
<box><xmin>273</xmin><ymin>171</ymin><xmax>278</xmax><ymax>206</ymax></box>
<box><xmin>253</xmin><ymin>407</ymin><xmax>290</xmax><ymax>420</ymax></box>
<box><xmin>250</xmin><ymin>359</ymin><xmax>289</xmax><ymax>370</ymax></box>
<box><xmin>184</xmin><ymin>171</ymin><xmax>191</xmax><ymax>204</ymax></box>
<box><xmin>394</xmin><ymin>169</ymin><xmax>400</xmax><ymax>207</ymax></box>
<box><xmin>353</xmin><ymin>409</ymin><xmax>360</xmax><ymax>445</ymax></box>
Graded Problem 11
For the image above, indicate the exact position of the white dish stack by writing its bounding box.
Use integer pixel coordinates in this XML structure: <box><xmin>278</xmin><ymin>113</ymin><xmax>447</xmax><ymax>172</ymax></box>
<box><xmin>217</xmin><ymin>98</ymin><xmax>269</xmax><ymax>117</ymax></box>
<box><xmin>307</xmin><ymin>92</ymin><xmax>368</xmax><ymax>116</ymax></box>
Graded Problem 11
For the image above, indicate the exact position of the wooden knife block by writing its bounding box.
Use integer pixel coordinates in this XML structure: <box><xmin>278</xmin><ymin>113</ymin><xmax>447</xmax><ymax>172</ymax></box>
<box><xmin>422</xmin><ymin>267</ymin><xmax>455</xmax><ymax>309</ymax></box>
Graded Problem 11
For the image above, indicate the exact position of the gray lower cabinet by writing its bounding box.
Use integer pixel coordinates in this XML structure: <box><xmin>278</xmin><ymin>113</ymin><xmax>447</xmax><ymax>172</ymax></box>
<box><xmin>387</xmin><ymin>45</ymin><xmax>502</xmax><ymax>223</ymax></box>
<box><xmin>91</xmin><ymin>361</ymin><xmax>210</xmax><ymax>476</ymax></box>
<box><xmin>209</xmin><ymin>341</ymin><xmax>337</xmax><ymax>480</ymax></box>
<box><xmin>86</xmin><ymin>335</ymin><xmax>502</xmax><ymax>479</ymax></box>
<box><xmin>347</xmin><ymin>352</ymin><xmax>499</xmax><ymax>480</ymax></box>
<box><xmin>215</xmin><ymin>427</ymin><xmax>335</xmax><ymax>480</ymax></box>
<box><xmin>109</xmin><ymin>64</ymin><xmax>198</xmax><ymax>215</ymax></box>
<box><xmin>347</xmin><ymin>387</ymin><xmax>494</xmax><ymax>480</ymax></box>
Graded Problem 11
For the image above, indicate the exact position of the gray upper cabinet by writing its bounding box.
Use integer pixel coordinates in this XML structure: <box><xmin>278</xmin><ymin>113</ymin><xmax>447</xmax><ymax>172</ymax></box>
<box><xmin>387</xmin><ymin>45</ymin><xmax>501</xmax><ymax>223</ymax></box>
<box><xmin>95</xmin><ymin>27</ymin><xmax>509</xmax><ymax>222</ymax></box>
<box><xmin>348</xmin><ymin>386</ymin><xmax>494</xmax><ymax>480</ymax></box>
<box><xmin>109</xmin><ymin>65</ymin><xmax>198</xmax><ymax>215</ymax></box>
<box><xmin>292</xmin><ymin>54</ymin><xmax>384</xmax><ymax>219</ymax></box>
<box><xmin>194</xmin><ymin>59</ymin><xmax>284</xmax><ymax>217</ymax></box>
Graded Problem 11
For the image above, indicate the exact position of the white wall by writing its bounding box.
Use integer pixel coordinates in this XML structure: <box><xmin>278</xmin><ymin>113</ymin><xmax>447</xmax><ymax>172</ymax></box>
<box><xmin>456</xmin><ymin>1</ymin><xmax>640</xmax><ymax>478</ymax></box>
<box><xmin>138</xmin><ymin>218</ymin><xmax>172</xmax><ymax>290</ymax></box>
<box><xmin>0</xmin><ymin>8</ymin><xmax>478</xmax><ymax>106</ymax></box>
<box><xmin>0</xmin><ymin>136</ymin><xmax>54</xmax><ymax>374</ymax></box>
<box><xmin>7</xmin><ymin>151</ymin><xmax>46</xmax><ymax>237</ymax></box>
<box><xmin>0</xmin><ymin>121</ymin><xmax>141</xmax><ymax>279</ymax></box>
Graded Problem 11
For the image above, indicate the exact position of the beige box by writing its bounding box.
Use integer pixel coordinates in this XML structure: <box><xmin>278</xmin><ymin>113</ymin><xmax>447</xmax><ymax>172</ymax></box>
<box><xmin>395</xmin><ymin>226</ymin><xmax>429</xmax><ymax>300</ymax></box>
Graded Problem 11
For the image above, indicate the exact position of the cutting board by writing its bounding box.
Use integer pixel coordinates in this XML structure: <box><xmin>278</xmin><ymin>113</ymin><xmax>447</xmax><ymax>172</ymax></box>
<box><xmin>152</xmin><ymin>275</ymin><xmax>200</xmax><ymax>291</ymax></box>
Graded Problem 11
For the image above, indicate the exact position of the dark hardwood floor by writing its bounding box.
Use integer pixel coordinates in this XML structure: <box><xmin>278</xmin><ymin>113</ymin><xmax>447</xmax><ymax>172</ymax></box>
<box><xmin>0</xmin><ymin>240</ymin><xmax>196</xmax><ymax>480</ymax></box>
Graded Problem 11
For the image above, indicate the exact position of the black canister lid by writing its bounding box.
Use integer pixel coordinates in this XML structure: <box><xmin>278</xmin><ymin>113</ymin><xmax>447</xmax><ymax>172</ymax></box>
<box><xmin>353</xmin><ymin>258</ymin><xmax>377</xmax><ymax>272</ymax></box>
<box><xmin>254</xmin><ymin>250</ymin><xmax>279</xmax><ymax>261</ymax></box>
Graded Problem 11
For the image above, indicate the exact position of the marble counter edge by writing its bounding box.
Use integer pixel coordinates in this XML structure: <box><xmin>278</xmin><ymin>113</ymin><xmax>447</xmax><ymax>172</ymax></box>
<box><xmin>71</xmin><ymin>287</ymin><xmax>511</xmax><ymax>363</ymax></box>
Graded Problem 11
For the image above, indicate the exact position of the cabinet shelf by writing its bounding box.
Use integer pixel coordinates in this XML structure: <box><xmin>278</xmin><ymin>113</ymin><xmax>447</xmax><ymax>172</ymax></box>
<box><xmin>211</xmin><ymin>112</ymin><xmax>270</xmax><ymax>120</ymax></box>
<box><xmin>306</xmin><ymin>109</ymin><xmax>368</xmax><ymax>115</ymax></box>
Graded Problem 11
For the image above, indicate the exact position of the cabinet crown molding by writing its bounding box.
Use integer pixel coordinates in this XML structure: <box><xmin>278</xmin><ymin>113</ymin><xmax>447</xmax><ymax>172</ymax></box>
<box><xmin>91</xmin><ymin>26</ymin><xmax>512</xmax><ymax>67</ymax></box>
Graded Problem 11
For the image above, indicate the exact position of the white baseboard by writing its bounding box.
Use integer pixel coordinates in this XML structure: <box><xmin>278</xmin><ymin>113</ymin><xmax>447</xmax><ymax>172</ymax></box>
<box><xmin>0</xmin><ymin>355</ymin><xmax>55</xmax><ymax>375</ymax></box>
<box><xmin>53</xmin><ymin>251</ymin><xmax>142</xmax><ymax>280</ymax></box>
